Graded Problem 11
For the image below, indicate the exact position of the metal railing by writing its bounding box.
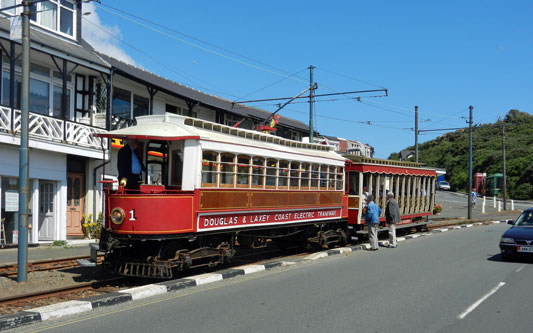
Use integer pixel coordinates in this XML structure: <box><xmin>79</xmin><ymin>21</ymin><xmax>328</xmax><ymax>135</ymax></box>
<box><xmin>0</xmin><ymin>106</ymin><xmax>107</xmax><ymax>149</ymax></box>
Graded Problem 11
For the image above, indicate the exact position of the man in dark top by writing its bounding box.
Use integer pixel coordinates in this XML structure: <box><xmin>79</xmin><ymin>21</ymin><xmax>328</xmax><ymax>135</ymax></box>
<box><xmin>117</xmin><ymin>139</ymin><xmax>144</xmax><ymax>189</ymax></box>
<box><xmin>385</xmin><ymin>192</ymin><xmax>401</xmax><ymax>248</ymax></box>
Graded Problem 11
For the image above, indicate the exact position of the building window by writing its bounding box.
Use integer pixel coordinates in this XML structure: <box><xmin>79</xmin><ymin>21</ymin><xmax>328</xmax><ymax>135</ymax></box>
<box><xmin>1</xmin><ymin>67</ymin><xmax>72</xmax><ymax>118</ymax></box>
<box><xmin>52</xmin><ymin>85</ymin><xmax>71</xmax><ymax>118</ymax></box>
<box><xmin>225</xmin><ymin>114</ymin><xmax>241</xmax><ymax>126</ymax></box>
<box><xmin>165</xmin><ymin>104</ymin><xmax>181</xmax><ymax>114</ymax></box>
<box><xmin>1</xmin><ymin>71</ymin><xmax>21</xmax><ymax>109</ymax></box>
<box><xmin>133</xmin><ymin>95</ymin><xmax>149</xmax><ymax>118</ymax></box>
<box><xmin>0</xmin><ymin>0</ymin><xmax>16</xmax><ymax>15</ymax></box>
<box><xmin>29</xmin><ymin>78</ymin><xmax>50</xmax><ymax>115</ymax></box>
<box><xmin>112</xmin><ymin>87</ymin><xmax>131</xmax><ymax>120</ymax></box>
<box><xmin>28</xmin><ymin>0</ymin><xmax>75</xmax><ymax>37</ymax></box>
<box><xmin>290</xmin><ymin>130</ymin><xmax>301</xmax><ymax>141</ymax></box>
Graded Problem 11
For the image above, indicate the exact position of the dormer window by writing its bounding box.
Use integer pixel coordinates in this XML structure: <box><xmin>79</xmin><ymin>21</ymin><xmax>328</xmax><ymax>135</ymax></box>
<box><xmin>27</xmin><ymin>0</ymin><xmax>75</xmax><ymax>37</ymax></box>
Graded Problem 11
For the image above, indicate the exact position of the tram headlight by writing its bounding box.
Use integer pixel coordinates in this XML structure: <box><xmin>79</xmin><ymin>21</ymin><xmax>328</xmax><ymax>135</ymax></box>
<box><xmin>110</xmin><ymin>207</ymin><xmax>125</xmax><ymax>225</ymax></box>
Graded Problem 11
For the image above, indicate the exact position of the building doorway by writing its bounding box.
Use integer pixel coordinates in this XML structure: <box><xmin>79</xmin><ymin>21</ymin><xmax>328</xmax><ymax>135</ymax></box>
<box><xmin>66</xmin><ymin>173</ymin><xmax>84</xmax><ymax>236</ymax></box>
<box><xmin>38</xmin><ymin>181</ymin><xmax>56</xmax><ymax>240</ymax></box>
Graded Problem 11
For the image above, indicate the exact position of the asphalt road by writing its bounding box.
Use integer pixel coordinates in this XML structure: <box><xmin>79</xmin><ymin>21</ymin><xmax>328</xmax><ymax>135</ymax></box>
<box><xmin>18</xmin><ymin>222</ymin><xmax>532</xmax><ymax>333</ymax></box>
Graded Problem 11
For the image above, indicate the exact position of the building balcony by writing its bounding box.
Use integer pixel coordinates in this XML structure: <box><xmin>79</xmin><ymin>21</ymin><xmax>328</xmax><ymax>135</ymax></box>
<box><xmin>0</xmin><ymin>106</ymin><xmax>107</xmax><ymax>158</ymax></box>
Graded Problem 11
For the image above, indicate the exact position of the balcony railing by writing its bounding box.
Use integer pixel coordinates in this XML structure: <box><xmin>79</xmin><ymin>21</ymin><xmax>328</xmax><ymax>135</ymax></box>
<box><xmin>0</xmin><ymin>106</ymin><xmax>107</xmax><ymax>150</ymax></box>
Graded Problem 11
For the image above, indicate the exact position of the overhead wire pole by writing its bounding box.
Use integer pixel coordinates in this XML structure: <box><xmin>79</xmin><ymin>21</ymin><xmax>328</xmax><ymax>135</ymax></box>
<box><xmin>308</xmin><ymin>65</ymin><xmax>315</xmax><ymax>142</ymax></box>
<box><xmin>468</xmin><ymin>105</ymin><xmax>473</xmax><ymax>220</ymax></box>
<box><xmin>18</xmin><ymin>0</ymin><xmax>31</xmax><ymax>283</ymax></box>
<box><xmin>415</xmin><ymin>105</ymin><xmax>418</xmax><ymax>162</ymax></box>
<box><xmin>502</xmin><ymin>125</ymin><xmax>507</xmax><ymax>210</ymax></box>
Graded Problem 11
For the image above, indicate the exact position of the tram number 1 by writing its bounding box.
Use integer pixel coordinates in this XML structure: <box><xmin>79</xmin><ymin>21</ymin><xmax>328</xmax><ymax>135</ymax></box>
<box><xmin>129</xmin><ymin>209</ymin><xmax>137</xmax><ymax>221</ymax></box>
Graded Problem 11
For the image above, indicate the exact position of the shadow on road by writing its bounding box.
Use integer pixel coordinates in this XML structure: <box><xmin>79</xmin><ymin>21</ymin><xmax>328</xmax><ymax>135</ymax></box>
<box><xmin>487</xmin><ymin>253</ymin><xmax>533</xmax><ymax>264</ymax></box>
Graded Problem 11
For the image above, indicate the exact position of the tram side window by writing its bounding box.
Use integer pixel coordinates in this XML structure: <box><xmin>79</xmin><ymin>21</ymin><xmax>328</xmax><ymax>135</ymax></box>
<box><xmin>328</xmin><ymin>166</ymin><xmax>336</xmax><ymax>190</ymax></box>
<box><xmin>278</xmin><ymin>160</ymin><xmax>289</xmax><ymax>189</ymax></box>
<box><xmin>201</xmin><ymin>151</ymin><xmax>218</xmax><ymax>187</ymax></box>
<box><xmin>310</xmin><ymin>164</ymin><xmax>319</xmax><ymax>189</ymax></box>
<box><xmin>265</xmin><ymin>159</ymin><xmax>277</xmax><ymax>188</ymax></box>
<box><xmin>220</xmin><ymin>153</ymin><xmax>235</xmax><ymax>187</ymax></box>
<box><xmin>319</xmin><ymin>165</ymin><xmax>327</xmax><ymax>189</ymax></box>
<box><xmin>171</xmin><ymin>149</ymin><xmax>182</xmax><ymax>186</ymax></box>
<box><xmin>363</xmin><ymin>173</ymin><xmax>371</xmax><ymax>194</ymax></box>
<box><xmin>348</xmin><ymin>172</ymin><xmax>359</xmax><ymax>195</ymax></box>
<box><xmin>237</xmin><ymin>155</ymin><xmax>250</xmax><ymax>187</ymax></box>
<box><xmin>290</xmin><ymin>161</ymin><xmax>300</xmax><ymax>189</ymax></box>
<box><xmin>252</xmin><ymin>157</ymin><xmax>265</xmax><ymax>188</ymax></box>
<box><xmin>301</xmin><ymin>163</ymin><xmax>310</xmax><ymax>190</ymax></box>
<box><xmin>336</xmin><ymin>167</ymin><xmax>344</xmax><ymax>191</ymax></box>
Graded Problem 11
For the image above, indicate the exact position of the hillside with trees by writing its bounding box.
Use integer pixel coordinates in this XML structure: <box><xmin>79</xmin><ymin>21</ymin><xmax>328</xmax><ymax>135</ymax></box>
<box><xmin>388</xmin><ymin>110</ymin><xmax>533</xmax><ymax>200</ymax></box>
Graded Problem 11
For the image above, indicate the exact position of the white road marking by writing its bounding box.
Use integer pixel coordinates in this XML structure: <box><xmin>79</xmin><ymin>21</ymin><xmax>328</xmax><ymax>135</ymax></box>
<box><xmin>516</xmin><ymin>264</ymin><xmax>526</xmax><ymax>273</ymax></box>
<box><xmin>457</xmin><ymin>282</ymin><xmax>506</xmax><ymax>319</ymax></box>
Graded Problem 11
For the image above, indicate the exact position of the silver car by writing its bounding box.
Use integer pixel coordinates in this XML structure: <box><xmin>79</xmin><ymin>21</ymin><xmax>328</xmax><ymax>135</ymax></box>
<box><xmin>438</xmin><ymin>181</ymin><xmax>451</xmax><ymax>191</ymax></box>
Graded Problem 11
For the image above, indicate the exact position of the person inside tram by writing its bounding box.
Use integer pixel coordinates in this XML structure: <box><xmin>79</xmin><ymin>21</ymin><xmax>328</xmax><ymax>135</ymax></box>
<box><xmin>118</xmin><ymin>138</ymin><xmax>145</xmax><ymax>190</ymax></box>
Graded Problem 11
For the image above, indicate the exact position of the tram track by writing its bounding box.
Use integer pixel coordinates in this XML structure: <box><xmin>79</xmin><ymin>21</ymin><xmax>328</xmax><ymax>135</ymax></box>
<box><xmin>0</xmin><ymin>255</ymin><xmax>104</xmax><ymax>277</ymax></box>
<box><xmin>0</xmin><ymin>277</ymin><xmax>127</xmax><ymax>315</ymax></box>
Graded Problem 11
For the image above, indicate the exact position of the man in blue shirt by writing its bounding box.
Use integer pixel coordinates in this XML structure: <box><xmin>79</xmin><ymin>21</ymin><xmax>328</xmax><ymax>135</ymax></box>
<box><xmin>118</xmin><ymin>138</ymin><xmax>144</xmax><ymax>190</ymax></box>
<box><xmin>365</xmin><ymin>194</ymin><xmax>382</xmax><ymax>251</ymax></box>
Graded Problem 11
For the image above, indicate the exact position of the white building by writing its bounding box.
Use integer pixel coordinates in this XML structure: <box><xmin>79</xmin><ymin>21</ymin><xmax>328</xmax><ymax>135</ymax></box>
<box><xmin>0</xmin><ymin>1</ymin><xmax>311</xmax><ymax>246</ymax></box>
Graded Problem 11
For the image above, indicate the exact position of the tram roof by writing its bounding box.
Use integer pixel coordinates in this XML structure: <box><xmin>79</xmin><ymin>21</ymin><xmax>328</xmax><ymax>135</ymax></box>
<box><xmin>96</xmin><ymin>114</ymin><xmax>345</xmax><ymax>162</ymax></box>
<box><xmin>344</xmin><ymin>155</ymin><xmax>437</xmax><ymax>176</ymax></box>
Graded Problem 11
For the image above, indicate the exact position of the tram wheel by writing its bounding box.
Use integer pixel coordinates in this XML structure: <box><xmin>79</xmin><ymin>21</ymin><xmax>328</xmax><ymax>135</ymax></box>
<box><xmin>157</xmin><ymin>241</ymin><xmax>182</xmax><ymax>260</ymax></box>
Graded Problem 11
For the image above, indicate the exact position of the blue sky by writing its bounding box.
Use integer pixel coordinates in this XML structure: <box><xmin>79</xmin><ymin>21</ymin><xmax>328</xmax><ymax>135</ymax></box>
<box><xmin>83</xmin><ymin>0</ymin><xmax>533</xmax><ymax>158</ymax></box>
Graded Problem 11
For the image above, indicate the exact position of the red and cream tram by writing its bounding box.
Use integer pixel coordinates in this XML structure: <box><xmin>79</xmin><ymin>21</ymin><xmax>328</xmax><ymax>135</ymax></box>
<box><xmin>344</xmin><ymin>156</ymin><xmax>436</xmax><ymax>231</ymax></box>
<box><xmin>92</xmin><ymin>114</ymin><xmax>436</xmax><ymax>278</ymax></box>
<box><xmin>94</xmin><ymin>114</ymin><xmax>348</xmax><ymax>278</ymax></box>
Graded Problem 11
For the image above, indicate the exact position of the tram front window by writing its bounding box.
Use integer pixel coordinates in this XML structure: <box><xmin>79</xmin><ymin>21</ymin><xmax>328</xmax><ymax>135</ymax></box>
<box><xmin>146</xmin><ymin>141</ymin><xmax>168</xmax><ymax>185</ymax></box>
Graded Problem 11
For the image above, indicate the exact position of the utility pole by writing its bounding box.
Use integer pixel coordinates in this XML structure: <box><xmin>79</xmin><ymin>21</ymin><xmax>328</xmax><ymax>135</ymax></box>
<box><xmin>415</xmin><ymin>105</ymin><xmax>419</xmax><ymax>163</ymax></box>
<box><xmin>502</xmin><ymin>125</ymin><xmax>507</xmax><ymax>210</ymax></box>
<box><xmin>308</xmin><ymin>65</ymin><xmax>315</xmax><ymax>143</ymax></box>
<box><xmin>467</xmin><ymin>106</ymin><xmax>473</xmax><ymax>220</ymax></box>
<box><xmin>18</xmin><ymin>0</ymin><xmax>31</xmax><ymax>282</ymax></box>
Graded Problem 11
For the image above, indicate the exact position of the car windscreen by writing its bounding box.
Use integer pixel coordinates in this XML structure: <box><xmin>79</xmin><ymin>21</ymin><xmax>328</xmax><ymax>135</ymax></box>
<box><xmin>515</xmin><ymin>211</ymin><xmax>533</xmax><ymax>226</ymax></box>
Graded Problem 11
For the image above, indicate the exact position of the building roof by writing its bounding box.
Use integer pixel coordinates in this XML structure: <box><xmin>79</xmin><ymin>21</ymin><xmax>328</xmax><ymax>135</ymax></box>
<box><xmin>97</xmin><ymin>53</ymin><xmax>310</xmax><ymax>132</ymax></box>
<box><xmin>400</xmin><ymin>149</ymin><xmax>415</xmax><ymax>160</ymax></box>
<box><xmin>0</xmin><ymin>17</ymin><xmax>109</xmax><ymax>70</ymax></box>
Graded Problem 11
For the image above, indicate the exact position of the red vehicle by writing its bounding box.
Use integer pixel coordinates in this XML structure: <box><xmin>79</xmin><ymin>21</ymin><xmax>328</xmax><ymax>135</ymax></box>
<box><xmin>94</xmin><ymin>114</ymin><xmax>347</xmax><ymax>278</ymax></box>
<box><xmin>91</xmin><ymin>114</ymin><xmax>436</xmax><ymax>278</ymax></box>
<box><xmin>344</xmin><ymin>156</ymin><xmax>436</xmax><ymax>233</ymax></box>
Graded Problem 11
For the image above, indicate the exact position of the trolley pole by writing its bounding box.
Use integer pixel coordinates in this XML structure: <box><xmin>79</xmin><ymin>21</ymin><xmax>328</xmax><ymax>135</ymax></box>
<box><xmin>467</xmin><ymin>105</ymin><xmax>473</xmax><ymax>220</ymax></box>
<box><xmin>502</xmin><ymin>125</ymin><xmax>507</xmax><ymax>210</ymax></box>
<box><xmin>18</xmin><ymin>0</ymin><xmax>31</xmax><ymax>283</ymax></box>
<box><xmin>308</xmin><ymin>65</ymin><xmax>315</xmax><ymax>143</ymax></box>
<box><xmin>415</xmin><ymin>105</ymin><xmax>419</xmax><ymax>163</ymax></box>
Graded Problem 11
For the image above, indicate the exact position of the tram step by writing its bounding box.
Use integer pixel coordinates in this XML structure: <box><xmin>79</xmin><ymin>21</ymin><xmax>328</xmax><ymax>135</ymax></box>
<box><xmin>77</xmin><ymin>259</ymin><xmax>96</xmax><ymax>267</ymax></box>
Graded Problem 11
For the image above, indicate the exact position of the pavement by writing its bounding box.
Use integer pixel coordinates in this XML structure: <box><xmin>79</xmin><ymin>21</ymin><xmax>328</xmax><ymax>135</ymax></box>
<box><xmin>0</xmin><ymin>239</ymin><xmax>96</xmax><ymax>265</ymax></box>
<box><xmin>0</xmin><ymin>210</ymin><xmax>522</xmax><ymax>331</ymax></box>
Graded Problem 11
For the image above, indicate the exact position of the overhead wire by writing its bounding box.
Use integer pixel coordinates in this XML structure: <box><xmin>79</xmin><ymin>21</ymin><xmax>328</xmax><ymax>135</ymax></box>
<box><xmin>82</xmin><ymin>16</ymin><xmax>242</xmax><ymax>98</ymax></box>
<box><xmin>316</xmin><ymin>66</ymin><xmax>386</xmax><ymax>90</ymax></box>
<box><xmin>234</xmin><ymin>68</ymin><xmax>309</xmax><ymax>103</ymax></box>
<box><xmin>94</xmin><ymin>3</ymin><xmax>309</xmax><ymax>84</ymax></box>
